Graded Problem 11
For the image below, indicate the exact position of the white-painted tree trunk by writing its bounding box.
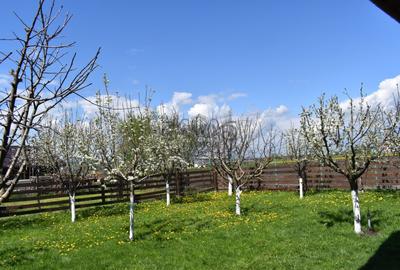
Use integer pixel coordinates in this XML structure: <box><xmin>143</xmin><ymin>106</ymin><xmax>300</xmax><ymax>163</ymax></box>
<box><xmin>69</xmin><ymin>193</ymin><xmax>76</xmax><ymax>223</ymax></box>
<box><xmin>129</xmin><ymin>186</ymin><xmax>135</xmax><ymax>241</ymax></box>
<box><xmin>367</xmin><ymin>215</ymin><xmax>372</xmax><ymax>230</ymax></box>
<box><xmin>166</xmin><ymin>180</ymin><xmax>170</xmax><ymax>206</ymax></box>
<box><xmin>299</xmin><ymin>178</ymin><xmax>304</xmax><ymax>199</ymax></box>
<box><xmin>228</xmin><ymin>176</ymin><xmax>233</xmax><ymax>196</ymax></box>
<box><xmin>235</xmin><ymin>186</ymin><xmax>242</xmax><ymax>215</ymax></box>
<box><xmin>351</xmin><ymin>189</ymin><xmax>362</xmax><ymax>234</ymax></box>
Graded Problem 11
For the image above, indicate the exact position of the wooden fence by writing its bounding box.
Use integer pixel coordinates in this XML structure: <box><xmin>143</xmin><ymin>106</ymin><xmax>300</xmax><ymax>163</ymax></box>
<box><xmin>1</xmin><ymin>159</ymin><xmax>399</xmax><ymax>217</ymax></box>
<box><xmin>0</xmin><ymin>169</ymin><xmax>215</xmax><ymax>217</ymax></box>
<box><xmin>216</xmin><ymin>159</ymin><xmax>400</xmax><ymax>191</ymax></box>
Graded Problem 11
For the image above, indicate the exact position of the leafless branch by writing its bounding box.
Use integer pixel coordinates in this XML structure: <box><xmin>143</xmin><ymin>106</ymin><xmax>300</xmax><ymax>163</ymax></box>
<box><xmin>0</xmin><ymin>0</ymin><xmax>100</xmax><ymax>203</ymax></box>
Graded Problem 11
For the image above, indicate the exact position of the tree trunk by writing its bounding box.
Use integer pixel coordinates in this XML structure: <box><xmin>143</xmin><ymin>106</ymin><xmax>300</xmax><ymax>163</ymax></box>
<box><xmin>235</xmin><ymin>186</ymin><xmax>241</xmax><ymax>215</ymax></box>
<box><xmin>299</xmin><ymin>177</ymin><xmax>304</xmax><ymax>199</ymax></box>
<box><xmin>351</xmin><ymin>189</ymin><xmax>362</xmax><ymax>234</ymax></box>
<box><xmin>166</xmin><ymin>179</ymin><xmax>170</xmax><ymax>206</ymax></box>
<box><xmin>69</xmin><ymin>192</ymin><xmax>76</xmax><ymax>223</ymax></box>
<box><xmin>228</xmin><ymin>176</ymin><xmax>233</xmax><ymax>196</ymax></box>
<box><xmin>299</xmin><ymin>161</ymin><xmax>308</xmax><ymax>192</ymax></box>
<box><xmin>129</xmin><ymin>182</ymin><xmax>135</xmax><ymax>241</ymax></box>
<box><xmin>0</xmin><ymin>185</ymin><xmax>15</xmax><ymax>204</ymax></box>
<box><xmin>0</xmin><ymin>162</ymin><xmax>27</xmax><ymax>204</ymax></box>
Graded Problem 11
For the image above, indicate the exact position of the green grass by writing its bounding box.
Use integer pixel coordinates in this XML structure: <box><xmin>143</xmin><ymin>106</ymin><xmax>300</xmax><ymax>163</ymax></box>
<box><xmin>1</xmin><ymin>190</ymin><xmax>400</xmax><ymax>269</ymax></box>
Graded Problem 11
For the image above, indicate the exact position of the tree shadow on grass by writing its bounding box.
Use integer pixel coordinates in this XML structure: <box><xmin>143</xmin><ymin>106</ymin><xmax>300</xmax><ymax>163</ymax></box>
<box><xmin>226</xmin><ymin>201</ymin><xmax>271</xmax><ymax>216</ymax></box>
<box><xmin>0</xmin><ymin>214</ymin><xmax>55</xmax><ymax>231</ymax></box>
<box><xmin>172</xmin><ymin>193</ymin><xmax>213</xmax><ymax>204</ymax></box>
<box><xmin>318</xmin><ymin>208</ymin><xmax>382</xmax><ymax>230</ymax></box>
<box><xmin>78</xmin><ymin>204</ymin><xmax>126</xmax><ymax>219</ymax></box>
<box><xmin>0</xmin><ymin>245</ymin><xmax>48</xmax><ymax>268</ymax></box>
<box><xmin>135</xmin><ymin>216</ymin><xmax>213</xmax><ymax>241</ymax></box>
<box><xmin>0</xmin><ymin>204</ymin><xmax>126</xmax><ymax>232</ymax></box>
<box><xmin>302</xmin><ymin>189</ymin><xmax>343</xmax><ymax>196</ymax></box>
<box><xmin>372</xmin><ymin>189</ymin><xmax>400</xmax><ymax>197</ymax></box>
<box><xmin>359</xmin><ymin>231</ymin><xmax>400</xmax><ymax>270</ymax></box>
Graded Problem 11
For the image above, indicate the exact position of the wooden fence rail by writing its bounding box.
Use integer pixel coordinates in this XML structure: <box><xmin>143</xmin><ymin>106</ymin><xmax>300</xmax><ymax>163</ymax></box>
<box><xmin>0</xmin><ymin>169</ymin><xmax>214</xmax><ymax>217</ymax></box>
<box><xmin>1</xmin><ymin>159</ymin><xmax>399</xmax><ymax>217</ymax></box>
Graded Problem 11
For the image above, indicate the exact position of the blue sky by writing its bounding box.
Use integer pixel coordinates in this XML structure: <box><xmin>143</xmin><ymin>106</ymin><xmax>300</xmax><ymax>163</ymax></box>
<box><xmin>0</xmin><ymin>0</ymin><xmax>400</xmax><ymax>127</ymax></box>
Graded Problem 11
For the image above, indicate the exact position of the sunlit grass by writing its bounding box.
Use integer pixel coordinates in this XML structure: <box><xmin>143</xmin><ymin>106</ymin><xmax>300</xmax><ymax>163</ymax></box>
<box><xmin>0</xmin><ymin>190</ymin><xmax>399</xmax><ymax>269</ymax></box>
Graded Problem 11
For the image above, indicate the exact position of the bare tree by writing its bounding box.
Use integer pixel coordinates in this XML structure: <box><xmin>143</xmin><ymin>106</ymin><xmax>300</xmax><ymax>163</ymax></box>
<box><xmin>300</xmin><ymin>91</ymin><xmax>394</xmax><ymax>234</ymax></box>
<box><xmin>208</xmin><ymin>117</ymin><xmax>277</xmax><ymax>215</ymax></box>
<box><xmin>284</xmin><ymin>126</ymin><xmax>309</xmax><ymax>198</ymax></box>
<box><xmin>32</xmin><ymin>113</ymin><xmax>94</xmax><ymax>222</ymax></box>
<box><xmin>180</xmin><ymin>115</ymin><xmax>210</xmax><ymax>168</ymax></box>
<box><xmin>207</xmin><ymin>117</ymin><xmax>235</xmax><ymax>196</ymax></box>
<box><xmin>0</xmin><ymin>0</ymin><xmax>100</xmax><ymax>203</ymax></box>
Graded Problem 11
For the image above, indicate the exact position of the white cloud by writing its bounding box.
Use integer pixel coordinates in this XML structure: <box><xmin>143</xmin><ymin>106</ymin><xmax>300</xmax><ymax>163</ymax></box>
<box><xmin>49</xmin><ymin>88</ymin><xmax>297</xmax><ymax>130</ymax></box>
<box><xmin>59</xmin><ymin>94</ymin><xmax>140</xmax><ymax>117</ymax></box>
<box><xmin>275</xmin><ymin>105</ymin><xmax>289</xmax><ymax>115</ymax></box>
<box><xmin>260</xmin><ymin>105</ymin><xmax>290</xmax><ymax>118</ymax></box>
<box><xmin>340</xmin><ymin>74</ymin><xmax>400</xmax><ymax>111</ymax></box>
<box><xmin>188</xmin><ymin>103</ymin><xmax>213</xmax><ymax>118</ymax></box>
<box><xmin>0</xmin><ymin>73</ymin><xmax>60</xmax><ymax>90</ymax></box>
<box><xmin>228</xmin><ymin>92</ymin><xmax>247</xmax><ymax>100</ymax></box>
<box><xmin>188</xmin><ymin>103</ymin><xmax>232</xmax><ymax>119</ymax></box>
<box><xmin>197</xmin><ymin>94</ymin><xmax>218</xmax><ymax>104</ymax></box>
<box><xmin>188</xmin><ymin>93</ymin><xmax>232</xmax><ymax>119</ymax></box>
<box><xmin>0</xmin><ymin>74</ymin><xmax>11</xmax><ymax>88</ymax></box>
<box><xmin>186</xmin><ymin>93</ymin><xmax>289</xmax><ymax>122</ymax></box>
<box><xmin>258</xmin><ymin>105</ymin><xmax>298</xmax><ymax>131</ymax></box>
<box><xmin>186</xmin><ymin>91</ymin><xmax>249</xmax><ymax>119</ymax></box>
<box><xmin>277</xmin><ymin>74</ymin><xmax>400</xmax><ymax>131</ymax></box>
<box><xmin>86</xmin><ymin>95</ymin><xmax>139</xmax><ymax>115</ymax></box>
<box><xmin>165</xmin><ymin>91</ymin><xmax>248</xmax><ymax>119</ymax></box>
<box><xmin>171</xmin><ymin>92</ymin><xmax>192</xmax><ymax>105</ymax></box>
<box><xmin>46</xmin><ymin>80</ymin><xmax>59</xmax><ymax>87</ymax></box>
<box><xmin>219</xmin><ymin>104</ymin><xmax>232</xmax><ymax>118</ymax></box>
<box><xmin>157</xmin><ymin>91</ymin><xmax>192</xmax><ymax>115</ymax></box>
<box><xmin>157</xmin><ymin>103</ymin><xmax>177</xmax><ymax>116</ymax></box>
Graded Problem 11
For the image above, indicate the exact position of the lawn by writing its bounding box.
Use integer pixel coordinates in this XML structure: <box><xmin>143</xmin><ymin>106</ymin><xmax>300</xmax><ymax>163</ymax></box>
<box><xmin>1</xmin><ymin>190</ymin><xmax>399</xmax><ymax>269</ymax></box>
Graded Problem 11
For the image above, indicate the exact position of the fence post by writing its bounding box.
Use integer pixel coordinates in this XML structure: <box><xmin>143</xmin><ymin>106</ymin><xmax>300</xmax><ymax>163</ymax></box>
<box><xmin>375</xmin><ymin>162</ymin><xmax>379</xmax><ymax>189</ymax></box>
<box><xmin>118</xmin><ymin>180</ymin><xmax>124</xmax><ymax>201</ymax></box>
<box><xmin>176</xmin><ymin>170</ymin><xmax>181</xmax><ymax>197</ymax></box>
<box><xmin>318</xmin><ymin>161</ymin><xmax>323</xmax><ymax>191</ymax></box>
<box><xmin>101</xmin><ymin>180</ymin><xmax>106</xmax><ymax>204</ymax></box>
<box><xmin>186</xmin><ymin>170</ymin><xmax>190</xmax><ymax>192</ymax></box>
<box><xmin>36</xmin><ymin>176</ymin><xmax>42</xmax><ymax>210</ymax></box>
<box><xmin>213</xmin><ymin>170</ymin><xmax>219</xmax><ymax>191</ymax></box>
<box><xmin>274</xmin><ymin>161</ymin><xmax>278</xmax><ymax>189</ymax></box>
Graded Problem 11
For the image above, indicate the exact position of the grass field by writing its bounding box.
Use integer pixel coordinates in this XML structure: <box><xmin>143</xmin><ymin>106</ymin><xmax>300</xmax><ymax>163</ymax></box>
<box><xmin>1</xmin><ymin>190</ymin><xmax>400</xmax><ymax>269</ymax></box>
